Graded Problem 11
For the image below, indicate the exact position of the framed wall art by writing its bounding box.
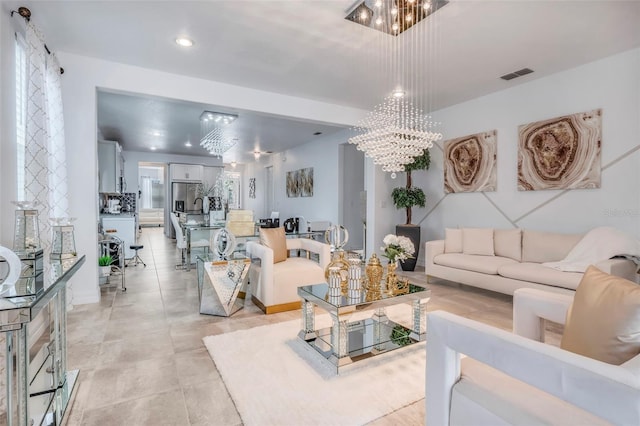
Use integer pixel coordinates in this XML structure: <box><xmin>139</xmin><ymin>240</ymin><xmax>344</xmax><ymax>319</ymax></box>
<box><xmin>249</xmin><ymin>178</ymin><xmax>256</xmax><ymax>199</ymax></box>
<box><xmin>443</xmin><ymin>130</ymin><xmax>497</xmax><ymax>193</ymax></box>
<box><xmin>286</xmin><ymin>167</ymin><xmax>314</xmax><ymax>198</ymax></box>
<box><xmin>518</xmin><ymin>109</ymin><xmax>601</xmax><ymax>191</ymax></box>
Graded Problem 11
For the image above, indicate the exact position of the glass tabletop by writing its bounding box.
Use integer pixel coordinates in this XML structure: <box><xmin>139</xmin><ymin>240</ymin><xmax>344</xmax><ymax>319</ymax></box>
<box><xmin>298</xmin><ymin>282</ymin><xmax>430</xmax><ymax>311</ymax></box>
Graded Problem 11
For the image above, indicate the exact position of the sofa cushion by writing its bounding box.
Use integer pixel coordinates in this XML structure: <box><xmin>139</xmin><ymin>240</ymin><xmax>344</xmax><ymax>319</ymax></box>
<box><xmin>561</xmin><ymin>266</ymin><xmax>640</xmax><ymax>365</ymax></box>
<box><xmin>445</xmin><ymin>228</ymin><xmax>462</xmax><ymax>253</ymax></box>
<box><xmin>463</xmin><ymin>228</ymin><xmax>495</xmax><ymax>256</ymax></box>
<box><xmin>522</xmin><ymin>230</ymin><xmax>582</xmax><ymax>263</ymax></box>
<box><xmin>494</xmin><ymin>229</ymin><xmax>522</xmax><ymax>262</ymax></box>
<box><xmin>259</xmin><ymin>227</ymin><xmax>288</xmax><ymax>263</ymax></box>
<box><xmin>434</xmin><ymin>253</ymin><xmax>517</xmax><ymax>275</ymax></box>
<box><xmin>497</xmin><ymin>262</ymin><xmax>583</xmax><ymax>290</ymax></box>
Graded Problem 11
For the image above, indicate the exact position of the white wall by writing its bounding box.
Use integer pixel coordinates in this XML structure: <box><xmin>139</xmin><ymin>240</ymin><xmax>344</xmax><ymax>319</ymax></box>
<box><xmin>56</xmin><ymin>52</ymin><xmax>367</xmax><ymax>304</ymax></box>
<box><xmin>377</xmin><ymin>48</ymin><xmax>640</xmax><ymax>267</ymax></box>
<box><xmin>243</xmin><ymin>129</ymin><xmax>354</xmax><ymax>226</ymax></box>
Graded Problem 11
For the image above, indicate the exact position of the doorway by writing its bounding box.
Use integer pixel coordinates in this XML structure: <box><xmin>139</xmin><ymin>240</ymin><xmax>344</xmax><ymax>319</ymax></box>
<box><xmin>138</xmin><ymin>162</ymin><xmax>166</xmax><ymax>227</ymax></box>
<box><xmin>340</xmin><ymin>144</ymin><xmax>365</xmax><ymax>253</ymax></box>
<box><xmin>265</xmin><ymin>166</ymin><xmax>274</xmax><ymax>216</ymax></box>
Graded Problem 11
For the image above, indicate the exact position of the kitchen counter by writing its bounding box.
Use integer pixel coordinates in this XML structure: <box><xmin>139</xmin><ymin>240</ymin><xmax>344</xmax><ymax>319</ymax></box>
<box><xmin>100</xmin><ymin>212</ymin><xmax>136</xmax><ymax>217</ymax></box>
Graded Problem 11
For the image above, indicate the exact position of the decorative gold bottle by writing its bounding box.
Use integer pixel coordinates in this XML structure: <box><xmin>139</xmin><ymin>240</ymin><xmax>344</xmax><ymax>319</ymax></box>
<box><xmin>386</xmin><ymin>261</ymin><xmax>397</xmax><ymax>294</ymax></box>
<box><xmin>364</xmin><ymin>253</ymin><xmax>383</xmax><ymax>301</ymax></box>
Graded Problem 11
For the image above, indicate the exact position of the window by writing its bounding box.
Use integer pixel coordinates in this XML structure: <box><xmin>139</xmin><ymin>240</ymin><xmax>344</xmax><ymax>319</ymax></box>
<box><xmin>15</xmin><ymin>34</ymin><xmax>27</xmax><ymax>201</ymax></box>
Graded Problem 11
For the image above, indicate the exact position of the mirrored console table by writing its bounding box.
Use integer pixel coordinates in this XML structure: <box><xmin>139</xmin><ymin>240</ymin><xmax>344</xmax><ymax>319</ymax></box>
<box><xmin>1</xmin><ymin>255</ymin><xmax>85</xmax><ymax>426</ymax></box>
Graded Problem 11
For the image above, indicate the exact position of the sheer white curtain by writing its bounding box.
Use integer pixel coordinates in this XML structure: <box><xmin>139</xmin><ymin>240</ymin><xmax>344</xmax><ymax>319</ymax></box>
<box><xmin>23</xmin><ymin>23</ymin><xmax>69</xmax><ymax>256</ymax></box>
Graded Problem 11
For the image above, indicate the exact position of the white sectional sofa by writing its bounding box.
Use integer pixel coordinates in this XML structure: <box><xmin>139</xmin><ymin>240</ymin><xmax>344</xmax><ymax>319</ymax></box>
<box><xmin>426</xmin><ymin>228</ymin><xmax>637</xmax><ymax>296</ymax></box>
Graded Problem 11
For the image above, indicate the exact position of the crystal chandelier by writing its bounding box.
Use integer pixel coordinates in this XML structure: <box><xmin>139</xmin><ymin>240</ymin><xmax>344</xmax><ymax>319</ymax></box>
<box><xmin>349</xmin><ymin>95</ymin><xmax>442</xmax><ymax>177</ymax></box>
<box><xmin>345</xmin><ymin>0</ymin><xmax>448</xmax><ymax>36</ymax></box>
<box><xmin>199</xmin><ymin>111</ymin><xmax>238</xmax><ymax>156</ymax></box>
<box><xmin>345</xmin><ymin>0</ymin><xmax>445</xmax><ymax>177</ymax></box>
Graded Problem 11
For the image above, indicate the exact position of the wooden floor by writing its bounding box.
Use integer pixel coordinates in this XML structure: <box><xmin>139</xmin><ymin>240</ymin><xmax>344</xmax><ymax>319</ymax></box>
<box><xmin>65</xmin><ymin>227</ymin><xmax>554</xmax><ymax>425</ymax></box>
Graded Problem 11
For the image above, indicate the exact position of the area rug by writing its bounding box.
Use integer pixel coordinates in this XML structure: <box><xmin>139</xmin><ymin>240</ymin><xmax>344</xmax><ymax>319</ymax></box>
<box><xmin>203</xmin><ymin>305</ymin><xmax>425</xmax><ymax>426</ymax></box>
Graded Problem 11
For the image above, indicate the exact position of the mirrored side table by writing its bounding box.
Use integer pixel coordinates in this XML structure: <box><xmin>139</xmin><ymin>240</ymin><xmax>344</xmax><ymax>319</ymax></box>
<box><xmin>196</xmin><ymin>253</ymin><xmax>250</xmax><ymax>317</ymax></box>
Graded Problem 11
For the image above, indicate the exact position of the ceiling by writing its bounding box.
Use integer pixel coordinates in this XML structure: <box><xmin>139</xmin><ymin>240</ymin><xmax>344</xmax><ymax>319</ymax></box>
<box><xmin>5</xmin><ymin>0</ymin><xmax>640</xmax><ymax>161</ymax></box>
<box><xmin>97</xmin><ymin>90</ymin><xmax>347</xmax><ymax>160</ymax></box>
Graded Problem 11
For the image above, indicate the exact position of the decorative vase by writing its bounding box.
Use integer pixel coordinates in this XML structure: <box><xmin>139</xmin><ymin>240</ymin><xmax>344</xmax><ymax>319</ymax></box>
<box><xmin>365</xmin><ymin>253</ymin><xmax>383</xmax><ymax>294</ymax></box>
<box><xmin>396</xmin><ymin>224</ymin><xmax>420</xmax><ymax>272</ymax></box>
<box><xmin>203</xmin><ymin>196</ymin><xmax>210</xmax><ymax>214</ymax></box>
<box><xmin>386</xmin><ymin>261</ymin><xmax>398</xmax><ymax>294</ymax></box>
<box><xmin>99</xmin><ymin>265</ymin><xmax>111</xmax><ymax>278</ymax></box>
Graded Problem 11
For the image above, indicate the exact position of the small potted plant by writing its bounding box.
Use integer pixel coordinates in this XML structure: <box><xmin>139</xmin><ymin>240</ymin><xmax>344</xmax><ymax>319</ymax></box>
<box><xmin>98</xmin><ymin>255</ymin><xmax>112</xmax><ymax>277</ymax></box>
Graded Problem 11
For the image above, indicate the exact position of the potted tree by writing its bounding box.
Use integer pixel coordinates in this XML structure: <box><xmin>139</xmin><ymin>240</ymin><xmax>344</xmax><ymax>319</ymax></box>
<box><xmin>391</xmin><ymin>149</ymin><xmax>431</xmax><ymax>271</ymax></box>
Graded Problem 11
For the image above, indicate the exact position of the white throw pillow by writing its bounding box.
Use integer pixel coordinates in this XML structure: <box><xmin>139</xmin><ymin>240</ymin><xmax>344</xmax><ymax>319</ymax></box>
<box><xmin>463</xmin><ymin>228</ymin><xmax>495</xmax><ymax>256</ymax></box>
<box><xmin>444</xmin><ymin>228</ymin><xmax>463</xmax><ymax>253</ymax></box>
<box><xmin>494</xmin><ymin>229</ymin><xmax>522</xmax><ymax>261</ymax></box>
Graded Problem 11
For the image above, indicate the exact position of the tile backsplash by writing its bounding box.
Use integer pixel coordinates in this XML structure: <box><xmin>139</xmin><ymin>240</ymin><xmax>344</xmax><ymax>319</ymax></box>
<box><xmin>101</xmin><ymin>192</ymin><xmax>137</xmax><ymax>213</ymax></box>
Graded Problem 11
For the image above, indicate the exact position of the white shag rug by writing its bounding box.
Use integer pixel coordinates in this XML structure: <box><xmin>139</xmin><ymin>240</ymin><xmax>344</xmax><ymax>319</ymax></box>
<box><xmin>203</xmin><ymin>305</ymin><xmax>426</xmax><ymax>426</ymax></box>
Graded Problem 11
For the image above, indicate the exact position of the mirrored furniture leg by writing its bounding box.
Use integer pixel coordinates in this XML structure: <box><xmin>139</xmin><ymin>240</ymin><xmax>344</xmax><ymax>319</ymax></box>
<box><xmin>1</xmin><ymin>256</ymin><xmax>85</xmax><ymax>425</ymax></box>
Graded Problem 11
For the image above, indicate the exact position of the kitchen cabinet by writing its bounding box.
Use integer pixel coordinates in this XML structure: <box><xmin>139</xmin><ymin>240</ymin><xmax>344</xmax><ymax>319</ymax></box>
<box><xmin>170</xmin><ymin>164</ymin><xmax>203</xmax><ymax>182</ymax></box>
<box><xmin>98</xmin><ymin>140</ymin><xmax>124</xmax><ymax>193</ymax></box>
<box><xmin>101</xmin><ymin>215</ymin><xmax>136</xmax><ymax>258</ymax></box>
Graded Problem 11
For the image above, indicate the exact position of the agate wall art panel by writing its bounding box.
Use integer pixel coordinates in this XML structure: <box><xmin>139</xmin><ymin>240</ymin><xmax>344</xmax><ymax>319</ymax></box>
<box><xmin>518</xmin><ymin>109</ymin><xmax>601</xmax><ymax>191</ymax></box>
<box><xmin>443</xmin><ymin>130</ymin><xmax>497</xmax><ymax>193</ymax></box>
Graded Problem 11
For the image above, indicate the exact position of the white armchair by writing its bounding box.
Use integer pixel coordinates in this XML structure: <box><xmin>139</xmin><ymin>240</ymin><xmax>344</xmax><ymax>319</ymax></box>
<box><xmin>246</xmin><ymin>238</ymin><xmax>330</xmax><ymax>314</ymax></box>
<box><xmin>426</xmin><ymin>288</ymin><xmax>640</xmax><ymax>425</ymax></box>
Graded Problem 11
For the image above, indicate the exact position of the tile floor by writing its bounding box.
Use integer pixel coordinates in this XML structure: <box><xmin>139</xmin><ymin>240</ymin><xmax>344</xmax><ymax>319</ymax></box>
<box><xmin>64</xmin><ymin>227</ymin><xmax>550</xmax><ymax>425</ymax></box>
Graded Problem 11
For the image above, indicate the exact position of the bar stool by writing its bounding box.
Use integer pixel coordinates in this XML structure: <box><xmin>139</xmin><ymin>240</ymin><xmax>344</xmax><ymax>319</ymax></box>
<box><xmin>128</xmin><ymin>244</ymin><xmax>146</xmax><ymax>267</ymax></box>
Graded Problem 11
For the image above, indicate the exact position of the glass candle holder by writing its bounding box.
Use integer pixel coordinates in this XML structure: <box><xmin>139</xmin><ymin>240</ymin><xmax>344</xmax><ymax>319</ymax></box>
<box><xmin>12</xmin><ymin>202</ymin><xmax>40</xmax><ymax>252</ymax></box>
<box><xmin>50</xmin><ymin>218</ymin><xmax>77</xmax><ymax>260</ymax></box>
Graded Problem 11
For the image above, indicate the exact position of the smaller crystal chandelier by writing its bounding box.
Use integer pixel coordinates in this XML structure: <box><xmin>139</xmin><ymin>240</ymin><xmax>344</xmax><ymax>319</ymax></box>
<box><xmin>348</xmin><ymin>95</ymin><xmax>442</xmax><ymax>177</ymax></box>
<box><xmin>200</xmin><ymin>111</ymin><xmax>238</xmax><ymax>156</ymax></box>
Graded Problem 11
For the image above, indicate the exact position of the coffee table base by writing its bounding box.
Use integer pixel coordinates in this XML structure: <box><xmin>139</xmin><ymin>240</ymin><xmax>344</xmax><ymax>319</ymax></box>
<box><xmin>298</xmin><ymin>314</ymin><xmax>424</xmax><ymax>373</ymax></box>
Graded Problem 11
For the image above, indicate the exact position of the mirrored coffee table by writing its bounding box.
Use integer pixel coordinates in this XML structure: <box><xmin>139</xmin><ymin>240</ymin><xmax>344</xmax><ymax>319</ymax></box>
<box><xmin>297</xmin><ymin>283</ymin><xmax>431</xmax><ymax>373</ymax></box>
<box><xmin>196</xmin><ymin>253</ymin><xmax>250</xmax><ymax>316</ymax></box>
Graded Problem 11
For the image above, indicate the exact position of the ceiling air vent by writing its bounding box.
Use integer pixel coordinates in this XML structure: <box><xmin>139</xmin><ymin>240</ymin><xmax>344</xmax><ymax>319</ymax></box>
<box><xmin>500</xmin><ymin>68</ymin><xmax>534</xmax><ymax>81</ymax></box>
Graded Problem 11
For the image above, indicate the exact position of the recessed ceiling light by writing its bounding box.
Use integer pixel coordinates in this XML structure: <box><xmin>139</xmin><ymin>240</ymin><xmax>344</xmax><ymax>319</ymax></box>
<box><xmin>391</xmin><ymin>7</ymin><xmax>398</xmax><ymax>15</ymax></box>
<box><xmin>375</xmin><ymin>16</ymin><xmax>383</xmax><ymax>26</ymax></box>
<box><xmin>374</xmin><ymin>0</ymin><xmax>382</xmax><ymax>7</ymax></box>
<box><xmin>175</xmin><ymin>37</ymin><xmax>194</xmax><ymax>47</ymax></box>
<box><xmin>423</xmin><ymin>2</ymin><xmax>431</xmax><ymax>10</ymax></box>
<box><xmin>151</xmin><ymin>130</ymin><xmax>161</xmax><ymax>136</ymax></box>
<box><xmin>150</xmin><ymin>146</ymin><xmax>157</xmax><ymax>151</ymax></box>
<box><xmin>185</xmin><ymin>142</ymin><xmax>192</xmax><ymax>147</ymax></box>
<box><xmin>231</xmin><ymin>161</ymin><xmax>237</xmax><ymax>168</ymax></box>
<box><xmin>392</xmin><ymin>89</ymin><xmax>405</xmax><ymax>98</ymax></box>
<box><xmin>392</xmin><ymin>22</ymin><xmax>399</xmax><ymax>31</ymax></box>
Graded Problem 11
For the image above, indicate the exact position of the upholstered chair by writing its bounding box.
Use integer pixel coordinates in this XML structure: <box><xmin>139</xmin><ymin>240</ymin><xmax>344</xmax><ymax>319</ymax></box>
<box><xmin>246</xmin><ymin>228</ymin><xmax>331</xmax><ymax>314</ymax></box>
<box><xmin>426</xmin><ymin>285</ymin><xmax>640</xmax><ymax>425</ymax></box>
<box><xmin>170</xmin><ymin>212</ymin><xmax>209</xmax><ymax>268</ymax></box>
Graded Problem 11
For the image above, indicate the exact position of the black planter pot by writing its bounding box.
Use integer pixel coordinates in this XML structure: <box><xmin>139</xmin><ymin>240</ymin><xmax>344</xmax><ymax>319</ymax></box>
<box><xmin>396</xmin><ymin>224</ymin><xmax>421</xmax><ymax>271</ymax></box>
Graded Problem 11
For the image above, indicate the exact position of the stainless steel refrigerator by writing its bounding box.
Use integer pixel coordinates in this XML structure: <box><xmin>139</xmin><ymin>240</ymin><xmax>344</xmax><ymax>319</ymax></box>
<box><xmin>169</xmin><ymin>182</ymin><xmax>200</xmax><ymax>238</ymax></box>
